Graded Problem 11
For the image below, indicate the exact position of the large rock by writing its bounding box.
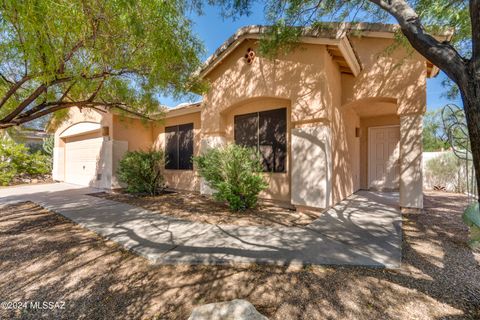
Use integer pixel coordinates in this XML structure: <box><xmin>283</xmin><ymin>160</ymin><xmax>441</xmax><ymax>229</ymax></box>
<box><xmin>188</xmin><ymin>299</ymin><xmax>268</xmax><ymax>320</ymax></box>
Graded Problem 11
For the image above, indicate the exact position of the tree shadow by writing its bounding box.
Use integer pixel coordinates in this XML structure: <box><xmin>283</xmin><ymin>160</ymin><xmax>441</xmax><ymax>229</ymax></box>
<box><xmin>0</xmin><ymin>192</ymin><xmax>478</xmax><ymax>319</ymax></box>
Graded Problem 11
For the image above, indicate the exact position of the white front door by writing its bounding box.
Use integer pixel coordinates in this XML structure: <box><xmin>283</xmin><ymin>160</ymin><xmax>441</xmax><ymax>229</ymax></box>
<box><xmin>368</xmin><ymin>126</ymin><xmax>400</xmax><ymax>190</ymax></box>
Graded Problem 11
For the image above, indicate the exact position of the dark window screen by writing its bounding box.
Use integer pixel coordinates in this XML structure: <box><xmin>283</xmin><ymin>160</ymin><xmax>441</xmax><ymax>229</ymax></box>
<box><xmin>234</xmin><ymin>112</ymin><xmax>258</xmax><ymax>148</ymax></box>
<box><xmin>165</xmin><ymin>126</ymin><xmax>178</xmax><ymax>170</ymax></box>
<box><xmin>165</xmin><ymin>123</ymin><xmax>193</xmax><ymax>170</ymax></box>
<box><xmin>259</xmin><ymin>108</ymin><xmax>287</xmax><ymax>172</ymax></box>
<box><xmin>234</xmin><ymin>108</ymin><xmax>287</xmax><ymax>173</ymax></box>
<box><xmin>178</xmin><ymin>123</ymin><xmax>194</xmax><ymax>170</ymax></box>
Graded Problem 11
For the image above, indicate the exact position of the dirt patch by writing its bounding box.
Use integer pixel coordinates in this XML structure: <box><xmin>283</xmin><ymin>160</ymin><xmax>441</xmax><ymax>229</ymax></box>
<box><xmin>0</xmin><ymin>192</ymin><xmax>479</xmax><ymax>320</ymax></box>
<box><xmin>90</xmin><ymin>191</ymin><xmax>323</xmax><ymax>227</ymax></box>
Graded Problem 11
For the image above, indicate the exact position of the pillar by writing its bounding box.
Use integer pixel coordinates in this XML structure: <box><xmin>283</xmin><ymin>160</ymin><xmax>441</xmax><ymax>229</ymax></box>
<box><xmin>399</xmin><ymin>113</ymin><xmax>423</xmax><ymax>209</ymax></box>
<box><xmin>291</xmin><ymin>125</ymin><xmax>332</xmax><ymax>209</ymax></box>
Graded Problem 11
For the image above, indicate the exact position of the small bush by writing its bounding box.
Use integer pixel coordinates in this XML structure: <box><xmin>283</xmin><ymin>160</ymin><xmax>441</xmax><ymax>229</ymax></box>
<box><xmin>117</xmin><ymin>149</ymin><xmax>165</xmax><ymax>195</ymax></box>
<box><xmin>463</xmin><ymin>202</ymin><xmax>480</xmax><ymax>248</ymax></box>
<box><xmin>425</xmin><ymin>152</ymin><xmax>466</xmax><ymax>193</ymax></box>
<box><xmin>194</xmin><ymin>144</ymin><xmax>268</xmax><ymax>211</ymax></box>
<box><xmin>42</xmin><ymin>136</ymin><xmax>54</xmax><ymax>156</ymax></box>
<box><xmin>0</xmin><ymin>139</ymin><xmax>51</xmax><ymax>186</ymax></box>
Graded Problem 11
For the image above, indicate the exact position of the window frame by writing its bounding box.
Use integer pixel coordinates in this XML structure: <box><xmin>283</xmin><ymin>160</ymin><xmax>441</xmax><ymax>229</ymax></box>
<box><xmin>164</xmin><ymin>123</ymin><xmax>194</xmax><ymax>170</ymax></box>
<box><xmin>234</xmin><ymin>107</ymin><xmax>287</xmax><ymax>173</ymax></box>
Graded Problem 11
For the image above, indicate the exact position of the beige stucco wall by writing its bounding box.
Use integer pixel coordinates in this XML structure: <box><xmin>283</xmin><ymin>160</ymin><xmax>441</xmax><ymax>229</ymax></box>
<box><xmin>112</xmin><ymin>114</ymin><xmax>154</xmax><ymax>152</ymax></box>
<box><xmin>291</xmin><ymin>125</ymin><xmax>332</xmax><ymax>208</ymax></box>
<box><xmin>152</xmin><ymin>112</ymin><xmax>202</xmax><ymax>191</ymax></box>
<box><xmin>399</xmin><ymin>114</ymin><xmax>423</xmax><ymax>208</ymax></box>
<box><xmin>203</xmin><ymin>40</ymin><xmax>333</xmax><ymax>135</ymax></box>
<box><xmin>342</xmin><ymin>37</ymin><xmax>427</xmax><ymax>116</ymax></box>
<box><xmin>325</xmin><ymin>50</ymin><xmax>362</xmax><ymax>205</ymax></box>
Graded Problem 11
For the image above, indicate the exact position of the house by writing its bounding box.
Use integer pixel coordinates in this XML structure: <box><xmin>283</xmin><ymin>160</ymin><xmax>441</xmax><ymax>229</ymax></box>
<box><xmin>3</xmin><ymin>127</ymin><xmax>50</xmax><ymax>152</ymax></box>
<box><xmin>52</xmin><ymin>23</ymin><xmax>450</xmax><ymax>211</ymax></box>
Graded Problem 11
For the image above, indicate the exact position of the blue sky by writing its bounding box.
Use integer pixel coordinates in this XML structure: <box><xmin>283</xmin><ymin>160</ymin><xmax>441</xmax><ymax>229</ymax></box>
<box><xmin>159</xmin><ymin>4</ymin><xmax>463</xmax><ymax>112</ymax></box>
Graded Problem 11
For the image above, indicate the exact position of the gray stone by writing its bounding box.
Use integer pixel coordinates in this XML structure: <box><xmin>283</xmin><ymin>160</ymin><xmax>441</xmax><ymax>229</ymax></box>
<box><xmin>188</xmin><ymin>299</ymin><xmax>268</xmax><ymax>320</ymax></box>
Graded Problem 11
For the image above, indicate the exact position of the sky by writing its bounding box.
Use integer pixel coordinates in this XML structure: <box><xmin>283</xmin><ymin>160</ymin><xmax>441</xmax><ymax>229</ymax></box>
<box><xmin>159</xmin><ymin>4</ymin><xmax>463</xmax><ymax>112</ymax></box>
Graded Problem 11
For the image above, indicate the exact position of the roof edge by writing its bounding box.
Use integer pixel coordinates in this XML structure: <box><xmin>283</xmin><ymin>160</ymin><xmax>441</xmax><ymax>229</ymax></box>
<box><xmin>197</xmin><ymin>22</ymin><xmax>453</xmax><ymax>78</ymax></box>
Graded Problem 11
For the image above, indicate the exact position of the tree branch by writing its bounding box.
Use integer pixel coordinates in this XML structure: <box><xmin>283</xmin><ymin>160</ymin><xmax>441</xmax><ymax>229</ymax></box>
<box><xmin>0</xmin><ymin>75</ymin><xmax>31</xmax><ymax>109</ymax></box>
<box><xmin>0</xmin><ymin>97</ymin><xmax>152</xmax><ymax>129</ymax></box>
<box><xmin>470</xmin><ymin>0</ymin><xmax>480</xmax><ymax>73</ymax></box>
<box><xmin>88</xmin><ymin>78</ymin><xmax>105</xmax><ymax>102</ymax></box>
<box><xmin>0</xmin><ymin>76</ymin><xmax>73</xmax><ymax>123</ymax></box>
<box><xmin>369</xmin><ymin>0</ymin><xmax>468</xmax><ymax>85</ymax></box>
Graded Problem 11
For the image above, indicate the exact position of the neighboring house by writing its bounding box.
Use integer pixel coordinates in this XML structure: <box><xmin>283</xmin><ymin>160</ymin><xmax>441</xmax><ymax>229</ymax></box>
<box><xmin>3</xmin><ymin>127</ymin><xmax>50</xmax><ymax>152</ymax></box>
<box><xmin>52</xmin><ymin>23</ymin><xmax>450</xmax><ymax>211</ymax></box>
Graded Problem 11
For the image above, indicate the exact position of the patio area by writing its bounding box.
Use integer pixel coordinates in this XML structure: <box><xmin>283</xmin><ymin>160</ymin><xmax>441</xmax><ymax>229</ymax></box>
<box><xmin>0</xmin><ymin>183</ymin><xmax>401</xmax><ymax>268</ymax></box>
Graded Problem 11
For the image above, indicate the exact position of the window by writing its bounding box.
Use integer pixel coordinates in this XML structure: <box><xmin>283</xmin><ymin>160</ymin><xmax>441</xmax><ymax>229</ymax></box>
<box><xmin>165</xmin><ymin>123</ymin><xmax>194</xmax><ymax>170</ymax></box>
<box><xmin>234</xmin><ymin>107</ymin><xmax>287</xmax><ymax>172</ymax></box>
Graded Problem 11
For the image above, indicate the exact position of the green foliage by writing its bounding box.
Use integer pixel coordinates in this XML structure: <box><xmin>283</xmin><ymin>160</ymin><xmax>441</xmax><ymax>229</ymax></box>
<box><xmin>0</xmin><ymin>0</ymin><xmax>206</xmax><ymax>127</ymax></box>
<box><xmin>42</xmin><ymin>136</ymin><xmax>54</xmax><ymax>156</ymax></box>
<box><xmin>211</xmin><ymin>1</ymin><xmax>470</xmax><ymax>57</ymax></box>
<box><xmin>194</xmin><ymin>144</ymin><xmax>268</xmax><ymax>211</ymax></box>
<box><xmin>463</xmin><ymin>202</ymin><xmax>480</xmax><ymax>248</ymax></box>
<box><xmin>0</xmin><ymin>139</ymin><xmax>51</xmax><ymax>185</ymax></box>
<box><xmin>117</xmin><ymin>150</ymin><xmax>165</xmax><ymax>195</ymax></box>
<box><xmin>423</xmin><ymin>110</ymin><xmax>450</xmax><ymax>151</ymax></box>
<box><xmin>425</xmin><ymin>152</ymin><xmax>466</xmax><ymax>193</ymax></box>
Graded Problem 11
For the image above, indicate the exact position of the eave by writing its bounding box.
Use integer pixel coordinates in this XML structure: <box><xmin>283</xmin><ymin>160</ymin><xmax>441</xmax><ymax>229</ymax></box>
<box><xmin>198</xmin><ymin>25</ymin><xmax>362</xmax><ymax>78</ymax></box>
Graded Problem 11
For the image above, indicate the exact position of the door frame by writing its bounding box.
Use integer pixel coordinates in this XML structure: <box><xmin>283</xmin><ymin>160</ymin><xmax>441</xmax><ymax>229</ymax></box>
<box><xmin>367</xmin><ymin>125</ymin><xmax>400</xmax><ymax>190</ymax></box>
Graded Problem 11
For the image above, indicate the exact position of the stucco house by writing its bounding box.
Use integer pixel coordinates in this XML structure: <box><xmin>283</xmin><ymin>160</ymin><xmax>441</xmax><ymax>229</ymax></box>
<box><xmin>52</xmin><ymin>23</ymin><xmax>449</xmax><ymax>212</ymax></box>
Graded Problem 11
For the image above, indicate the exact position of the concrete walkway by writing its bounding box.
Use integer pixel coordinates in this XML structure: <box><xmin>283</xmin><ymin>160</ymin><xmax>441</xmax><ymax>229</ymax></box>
<box><xmin>0</xmin><ymin>183</ymin><xmax>402</xmax><ymax>268</ymax></box>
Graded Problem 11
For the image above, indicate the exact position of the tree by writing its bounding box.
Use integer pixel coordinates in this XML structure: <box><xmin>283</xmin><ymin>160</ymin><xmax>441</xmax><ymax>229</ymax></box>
<box><xmin>0</xmin><ymin>0</ymin><xmax>205</xmax><ymax>129</ymax></box>
<box><xmin>211</xmin><ymin>0</ymin><xmax>480</xmax><ymax>202</ymax></box>
<box><xmin>423</xmin><ymin>110</ymin><xmax>450</xmax><ymax>151</ymax></box>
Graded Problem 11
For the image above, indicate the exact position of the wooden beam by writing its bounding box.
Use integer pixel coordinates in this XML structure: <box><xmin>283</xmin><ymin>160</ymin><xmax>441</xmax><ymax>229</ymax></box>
<box><xmin>339</xmin><ymin>67</ymin><xmax>352</xmax><ymax>74</ymax></box>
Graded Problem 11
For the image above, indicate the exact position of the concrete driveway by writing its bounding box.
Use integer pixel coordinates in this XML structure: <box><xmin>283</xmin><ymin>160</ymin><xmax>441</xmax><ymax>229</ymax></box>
<box><xmin>0</xmin><ymin>183</ymin><xmax>402</xmax><ymax>268</ymax></box>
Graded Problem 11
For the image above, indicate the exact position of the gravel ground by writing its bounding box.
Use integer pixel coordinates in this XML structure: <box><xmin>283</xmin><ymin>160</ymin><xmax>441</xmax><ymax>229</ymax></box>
<box><xmin>0</xmin><ymin>191</ymin><xmax>479</xmax><ymax>320</ymax></box>
<box><xmin>91</xmin><ymin>191</ymin><xmax>323</xmax><ymax>227</ymax></box>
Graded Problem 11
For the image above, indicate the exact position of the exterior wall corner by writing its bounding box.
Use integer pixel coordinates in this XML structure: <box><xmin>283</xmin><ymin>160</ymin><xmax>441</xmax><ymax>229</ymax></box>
<box><xmin>399</xmin><ymin>113</ymin><xmax>424</xmax><ymax>209</ymax></box>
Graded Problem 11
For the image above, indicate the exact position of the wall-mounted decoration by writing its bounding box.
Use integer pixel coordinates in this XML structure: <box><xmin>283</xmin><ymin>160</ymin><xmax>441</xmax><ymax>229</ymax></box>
<box><xmin>244</xmin><ymin>48</ymin><xmax>255</xmax><ymax>64</ymax></box>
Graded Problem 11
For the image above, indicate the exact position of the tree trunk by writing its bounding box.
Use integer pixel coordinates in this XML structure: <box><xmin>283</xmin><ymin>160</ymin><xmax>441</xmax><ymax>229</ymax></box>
<box><xmin>459</xmin><ymin>75</ymin><xmax>480</xmax><ymax>203</ymax></box>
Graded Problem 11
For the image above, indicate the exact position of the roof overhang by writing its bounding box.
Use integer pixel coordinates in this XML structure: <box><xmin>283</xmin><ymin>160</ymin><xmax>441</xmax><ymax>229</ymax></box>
<box><xmin>198</xmin><ymin>23</ymin><xmax>454</xmax><ymax>79</ymax></box>
<box><xmin>344</xmin><ymin>23</ymin><xmax>453</xmax><ymax>78</ymax></box>
<box><xmin>158</xmin><ymin>102</ymin><xmax>202</xmax><ymax>119</ymax></box>
<box><xmin>198</xmin><ymin>25</ymin><xmax>362</xmax><ymax>78</ymax></box>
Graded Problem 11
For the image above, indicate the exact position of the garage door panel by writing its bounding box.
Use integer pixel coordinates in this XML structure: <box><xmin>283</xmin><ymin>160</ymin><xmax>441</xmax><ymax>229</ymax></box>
<box><xmin>65</xmin><ymin>134</ymin><xmax>103</xmax><ymax>186</ymax></box>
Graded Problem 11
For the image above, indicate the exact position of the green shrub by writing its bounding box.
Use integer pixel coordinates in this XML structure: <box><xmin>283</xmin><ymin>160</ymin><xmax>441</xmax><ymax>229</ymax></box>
<box><xmin>425</xmin><ymin>152</ymin><xmax>466</xmax><ymax>193</ymax></box>
<box><xmin>194</xmin><ymin>144</ymin><xmax>268</xmax><ymax>211</ymax></box>
<box><xmin>0</xmin><ymin>139</ymin><xmax>51</xmax><ymax>185</ymax></box>
<box><xmin>42</xmin><ymin>135</ymin><xmax>54</xmax><ymax>156</ymax></box>
<box><xmin>117</xmin><ymin>149</ymin><xmax>165</xmax><ymax>195</ymax></box>
<box><xmin>463</xmin><ymin>202</ymin><xmax>480</xmax><ymax>248</ymax></box>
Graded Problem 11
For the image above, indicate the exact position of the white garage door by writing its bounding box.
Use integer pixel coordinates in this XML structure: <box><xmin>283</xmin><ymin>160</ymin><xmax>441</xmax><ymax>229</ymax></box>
<box><xmin>368</xmin><ymin>125</ymin><xmax>400</xmax><ymax>190</ymax></box>
<box><xmin>65</xmin><ymin>132</ymin><xmax>103</xmax><ymax>186</ymax></box>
